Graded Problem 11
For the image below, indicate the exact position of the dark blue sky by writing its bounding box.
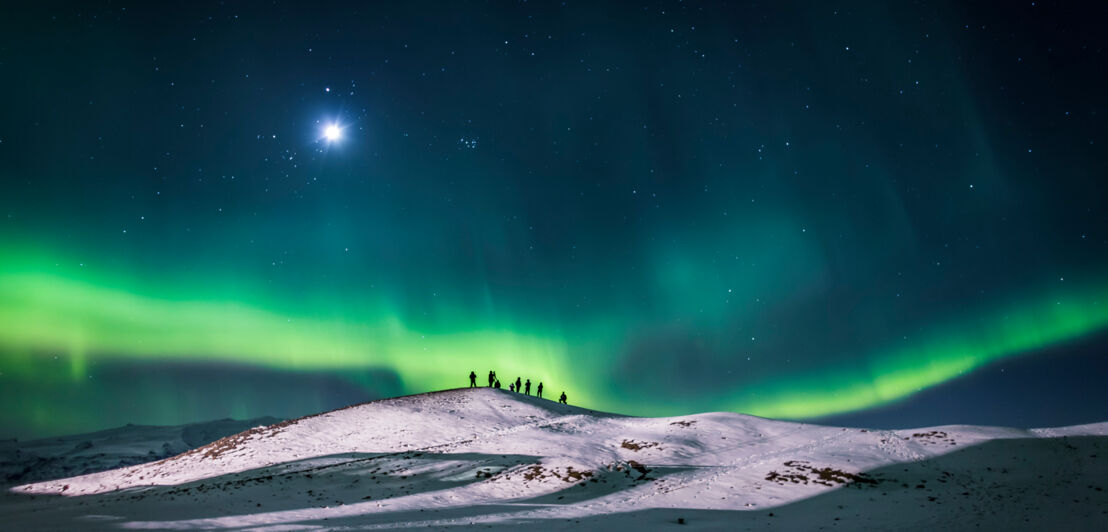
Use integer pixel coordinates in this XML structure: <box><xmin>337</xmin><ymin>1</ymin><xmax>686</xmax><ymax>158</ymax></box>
<box><xmin>1</xmin><ymin>1</ymin><xmax>1106</xmax><ymax>438</ymax></box>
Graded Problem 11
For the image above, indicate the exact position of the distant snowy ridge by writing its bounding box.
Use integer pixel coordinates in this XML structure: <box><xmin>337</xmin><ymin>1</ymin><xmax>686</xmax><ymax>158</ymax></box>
<box><xmin>0</xmin><ymin>416</ymin><xmax>280</xmax><ymax>486</ymax></box>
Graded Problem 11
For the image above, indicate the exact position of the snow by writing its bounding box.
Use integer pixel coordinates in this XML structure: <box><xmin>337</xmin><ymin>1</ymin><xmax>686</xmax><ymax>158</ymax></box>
<box><xmin>0</xmin><ymin>416</ymin><xmax>281</xmax><ymax>486</ymax></box>
<box><xmin>2</xmin><ymin>388</ymin><xmax>1106</xmax><ymax>530</ymax></box>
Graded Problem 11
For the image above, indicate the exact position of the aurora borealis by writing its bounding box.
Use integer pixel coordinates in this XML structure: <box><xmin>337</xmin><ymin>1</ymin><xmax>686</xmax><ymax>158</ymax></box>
<box><xmin>2</xmin><ymin>2</ymin><xmax>1107</xmax><ymax>438</ymax></box>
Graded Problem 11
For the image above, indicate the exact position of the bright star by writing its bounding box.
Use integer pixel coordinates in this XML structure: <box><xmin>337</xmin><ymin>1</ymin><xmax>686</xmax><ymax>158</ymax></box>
<box><xmin>323</xmin><ymin>124</ymin><xmax>342</xmax><ymax>142</ymax></box>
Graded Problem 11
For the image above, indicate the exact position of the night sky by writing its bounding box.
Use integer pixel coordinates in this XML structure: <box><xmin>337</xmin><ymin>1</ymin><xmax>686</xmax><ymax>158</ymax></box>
<box><xmin>2</xmin><ymin>1</ymin><xmax>1107</xmax><ymax>439</ymax></box>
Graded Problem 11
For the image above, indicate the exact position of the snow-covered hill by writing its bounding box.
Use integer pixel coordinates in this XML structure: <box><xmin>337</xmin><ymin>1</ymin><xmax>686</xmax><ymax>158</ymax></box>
<box><xmin>3</xmin><ymin>388</ymin><xmax>1106</xmax><ymax>530</ymax></box>
<box><xmin>0</xmin><ymin>417</ymin><xmax>281</xmax><ymax>486</ymax></box>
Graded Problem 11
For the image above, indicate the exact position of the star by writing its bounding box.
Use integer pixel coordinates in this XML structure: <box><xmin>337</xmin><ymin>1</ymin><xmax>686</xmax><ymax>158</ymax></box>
<box><xmin>323</xmin><ymin>124</ymin><xmax>342</xmax><ymax>142</ymax></box>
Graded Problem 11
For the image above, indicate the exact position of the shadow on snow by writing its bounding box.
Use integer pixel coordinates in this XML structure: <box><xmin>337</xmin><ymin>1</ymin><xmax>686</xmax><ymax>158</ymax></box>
<box><xmin>2</xmin><ymin>435</ymin><xmax>1105</xmax><ymax>530</ymax></box>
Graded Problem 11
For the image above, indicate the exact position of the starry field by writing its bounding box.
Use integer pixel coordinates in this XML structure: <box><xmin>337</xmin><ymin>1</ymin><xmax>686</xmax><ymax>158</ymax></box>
<box><xmin>0</xmin><ymin>1</ymin><xmax>1107</xmax><ymax>440</ymax></box>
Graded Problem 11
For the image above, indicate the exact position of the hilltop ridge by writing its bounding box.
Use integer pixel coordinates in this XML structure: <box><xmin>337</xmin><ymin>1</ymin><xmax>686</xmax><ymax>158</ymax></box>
<box><xmin>5</xmin><ymin>388</ymin><xmax>1107</xmax><ymax>530</ymax></box>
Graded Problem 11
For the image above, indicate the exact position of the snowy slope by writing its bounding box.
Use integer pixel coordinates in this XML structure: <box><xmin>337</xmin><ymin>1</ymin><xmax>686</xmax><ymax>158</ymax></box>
<box><xmin>0</xmin><ymin>417</ymin><xmax>281</xmax><ymax>486</ymax></box>
<box><xmin>3</xmin><ymin>388</ymin><xmax>1106</xmax><ymax>530</ymax></box>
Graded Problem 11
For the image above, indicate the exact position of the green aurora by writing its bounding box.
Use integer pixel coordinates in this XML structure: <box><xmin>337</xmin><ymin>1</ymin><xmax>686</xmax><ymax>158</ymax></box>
<box><xmin>4</xmin><ymin>247</ymin><xmax>1105</xmax><ymax>426</ymax></box>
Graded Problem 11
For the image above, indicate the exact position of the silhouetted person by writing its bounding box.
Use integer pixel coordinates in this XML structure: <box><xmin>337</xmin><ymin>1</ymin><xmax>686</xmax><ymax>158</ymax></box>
<box><xmin>524</xmin><ymin>379</ymin><xmax>531</xmax><ymax>395</ymax></box>
<box><xmin>537</xmin><ymin>382</ymin><xmax>543</xmax><ymax>398</ymax></box>
<box><xmin>559</xmin><ymin>391</ymin><xmax>567</xmax><ymax>404</ymax></box>
<box><xmin>488</xmin><ymin>371</ymin><xmax>495</xmax><ymax>387</ymax></box>
<box><xmin>469</xmin><ymin>371</ymin><xmax>477</xmax><ymax>388</ymax></box>
<box><xmin>494</xmin><ymin>379</ymin><xmax>501</xmax><ymax>389</ymax></box>
<box><xmin>509</xmin><ymin>383</ymin><xmax>515</xmax><ymax>392</ymax></box>
<box><xmin>515</xmin><ymin>377</ymin><xmax>522</xmax><ymax>393</ymax></box>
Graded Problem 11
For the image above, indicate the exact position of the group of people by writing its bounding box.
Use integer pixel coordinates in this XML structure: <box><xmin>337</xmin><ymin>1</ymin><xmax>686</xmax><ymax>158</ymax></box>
<box><xmin>469</xmin><ymin>370</ymin><xmax>568</xmax><ymax>404</ymax></box>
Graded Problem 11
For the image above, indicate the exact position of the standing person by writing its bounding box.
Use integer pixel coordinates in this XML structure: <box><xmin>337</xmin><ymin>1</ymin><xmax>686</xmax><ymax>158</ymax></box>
<box><xmin>515</xmin><ymin>377</ymin><xmax>522</xmax><ymax>393</ymax></box>
<box><xmin>469</xmin><ymin>371</ymin><xmax>477</xmax><ymax>388</ymax></box>
<box><xmin>537</xmin><ymin>382</ymin><xmax>543</xmax><ymax>398</ymax></box>
<box><xmin>559</xmin><ymin>391</ymin><xmax>567</xmax><ymax>404</ymax></box>
<box><xmin>524</xmin><ymin>379</ymin><xmax>531</xmax><ymax>395</ymax></box>
<box><xmin>488</xmin><ymin>371</ymin><xmax>495</xmax><ymax>387</ymax></box>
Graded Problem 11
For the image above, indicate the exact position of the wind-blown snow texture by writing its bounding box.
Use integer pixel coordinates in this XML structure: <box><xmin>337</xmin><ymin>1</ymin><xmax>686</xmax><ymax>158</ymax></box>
<box><xmin>4</xmin><ymin>389</ymin><xmax>1106</xmax><ymax>530</ymax></box>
